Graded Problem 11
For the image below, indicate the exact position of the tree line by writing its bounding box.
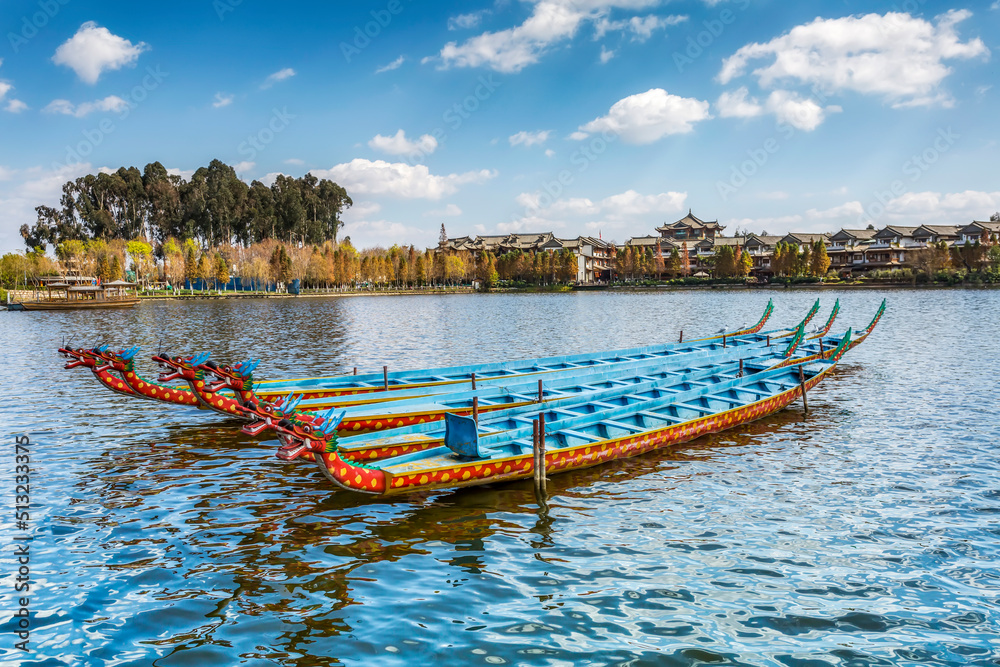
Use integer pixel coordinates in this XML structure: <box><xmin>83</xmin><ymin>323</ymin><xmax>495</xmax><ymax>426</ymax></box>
<box><xmin>19</xmin><ymin>160</ymin><xmax>352</xmax><ymax>252</ymax></box>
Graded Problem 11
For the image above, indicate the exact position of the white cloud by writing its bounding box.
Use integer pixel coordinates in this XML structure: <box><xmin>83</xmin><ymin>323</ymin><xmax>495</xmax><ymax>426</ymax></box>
<box><xmin>719</xmin><ymin>10</ymin><xmax>989</xmax><ymax>108</ymax></box>
<box><xmin>717</xmin><ymin>86</ymin><xmax>839</xmax><ymax>130</ymax></box>
<box><xmin>765</xmin><ymin>90</ymin><xmax>840</xmax><ymax>131</ymax></box>
<box><xmin>350</xmin><ymin>201</ymin><xmax>382</xmax><ymax>218</ymax></box>
<box><xmin>506</xmin><ymin>188</ymin><xmax>687</xmax><ymax>235</ymax></box>
<box><xmin>6</xmin><ymin>99</ymin><xmax>27</xmax><ymax>113</ymax></box>
<box><xmin>284</xmin><ymin>158</ymin><xmax>305</xmax><ymax>166</ymax></box>
<box><xmin>312</xmin><ymin>159</ymin><xmax>496</xmax><ymax>200</ymax></box>
<box><xmin>574</xmin><ymin>88</ymin><xmax>711</xmax><ymax>144</ymax></box>
<box><xmin>599</xmin><ymin>45</ymin><xmax>615</xmax><ymax>63</ymax></box>
<box><xmin>716</xmin><ymin>86</ymin><xmax>764</xmax><ymax>118</ymax></box>
<box><xmin>368</xmin><ymin>129</ymin><xmax>439</xmax><ymax>157</ymax></box>
<box><xmin>0</xmin><ymin>81</ymin><xmax>10</xmax><ymax>100</ymax></box>
<box><xmin>233</xmin><ymin>161</ymin><xmax>256</xmax><ymax>174</ymax></box>
<box><xmin>52</xmin><ymin>22</ymin><xmax>148</xmax><ymax>84</ymax></box>
<box><xmin>425</xmin><ymin>204</ymin><xmax>463</xmax><ymax>217</ymax></box>
<box><xmin>433</xmin><ymin>0</ymin><xmax>670</xmax><ymax>73</ymax></box>
<box><xmin>595</xmin><ymin>14</ymin><xmax>687</xmax><ymax>41</ymax></box>
<box><xmin>545</xmin><ymin>149</ymin><xmax>555</xmax><ymax>157</ymax></box>
<box><xmin>43</xmin><ymin>95</ymin><xmax>128</xmax><ymax>118</ymax></box>
<box><xmin>568</xmin><ymin>130</ymin><xmax>589</xmax><ymax>140</ymax></box>
<box><xmin>261</xmin><ymin>68</ymin><xmax>296</xmax><ymax>89</ymax></box>
<box><xmin>0</xmin><ymin>162</ymin><xmax>94</xmax><ymax>252</ymax></box>
<box><xmin>449</xmin><ymin>11</ymin><xmax>490</xmax><ymax>30</ymax></box>
<box><xmin>375</xmin><ymin>55</ymin><xmax>406</xmax><ymax>73</ymax></box>
<box><xmin>509</xmin><ymin>130</ymin><xmax>551</xmax><ymax>147</ymax></box>
<box><xmin>212</xmin><ymin>92</ymin><xmax>233</xmax><ymax>108</ymax></box>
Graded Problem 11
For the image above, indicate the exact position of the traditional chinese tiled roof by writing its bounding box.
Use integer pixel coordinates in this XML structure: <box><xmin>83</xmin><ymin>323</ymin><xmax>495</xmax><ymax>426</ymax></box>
<box><xmin>655</xmin><ymin>209</ymin><xmax>724</xmax><ymax>233</ymax></box>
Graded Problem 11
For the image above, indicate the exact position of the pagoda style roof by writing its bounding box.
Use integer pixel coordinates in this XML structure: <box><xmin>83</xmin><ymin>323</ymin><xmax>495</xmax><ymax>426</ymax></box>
<box><xmin>655</xmin><ymin>209</ymin><xmax>724</xmax><ymax>233</ymax></box>
<box><xmin>743</xmin><ymin>234</ymin><xmax>784</xmax><ymax>248</ymax></box>
<box><xmin>830</xmin><ymin>228</ymin><xmax>878</xmax><ymax>242</ymax></box>
<box><xmin>625</xmin><ymin>235</ymin><xmax>670</xmax><ymax>248</ymax></box>
<box><xmin>912</xmin><ymin>225</ymin><xmax>961</xmax><ymax>238</ymax></box>
<box><xmin>872</xmin><ymin>225</ymin><xmax>919</xmax><ymax>238</ymax></box>
<box><xmin>959</xmin><ymin>220</ymin><xmax>1000</xmax><ymax>235</ymax></box>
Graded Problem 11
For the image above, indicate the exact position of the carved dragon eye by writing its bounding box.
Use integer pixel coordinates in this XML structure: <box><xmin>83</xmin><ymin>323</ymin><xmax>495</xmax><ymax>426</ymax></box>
<box><xmin>223</xmin><ymin>366</ymin><xmax>231</xmax><ymax>373</ymax></box>
<box><xmin>302</xmin><ymin>425</ymin><xmax>312</xmax><ymax>434</ymax></box>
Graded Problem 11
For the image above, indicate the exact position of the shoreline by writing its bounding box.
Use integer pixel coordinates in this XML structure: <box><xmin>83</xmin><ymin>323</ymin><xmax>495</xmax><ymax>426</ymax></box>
<box><xmin>136</xmin><ymin>281</ymin><xmax>997</xmax><ymax>301</ymax></box>
<box><xmin>5</xmin><ymin>280</ymin><xmax>996</xmax><ymax>309</ymax></box>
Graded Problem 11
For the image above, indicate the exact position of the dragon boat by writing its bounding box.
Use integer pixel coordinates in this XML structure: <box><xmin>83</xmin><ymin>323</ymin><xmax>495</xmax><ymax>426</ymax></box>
<box><xmin>65</xmin><ymin>345</ymin><xmax>205</xmax><ymax>408</ymax></box>
<box><xmin>257</xmin><ymin>300</ymin><xmax>877</xmax><ymax>464</ymax></box>
<box><xmin>310</xmin><ymin>329</ymin><xmax>857</xmax><ymax>496</ymax></box>
<box><xmin>296</xmin><ymin>300</ymin><xmax>883</xmax><ymax>493</ymax></box>
<box><xmin>265</xmin><ymin>323</ymin><xmax>841</xmax><ymax>464</ymax></box>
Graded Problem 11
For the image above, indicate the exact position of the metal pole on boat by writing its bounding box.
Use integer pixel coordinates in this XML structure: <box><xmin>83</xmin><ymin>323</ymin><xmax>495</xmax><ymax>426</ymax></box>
<box><xmin>679</xmin><ymin>330</ymin><xmax>683</xmax><ymax>343</ymax></box>
<box><xmin>383</xmin><ymin>366</ymin><xmax>388</xmax><ymax>391</ymax></box>
<box><xmin>723</xmin><ymin>334</ymin><xmax>727</xmax><ymax>348</ymax></box>
<box><xmin>353</xmin><ymin>367</ymin><xmax>357</xmax><ymax>375</ymax></box>
<box><xmin>798</xmin><ymin>366</ymin><xmax>809</xmax><ymax>413</ymax></box>
<box><xmin>539</xmin><ymin>413</ymin><xmax>547</xmax><ymax>494</ymax></box>
<box><xmin>819</xmin><ymin>338</ymin><xmax>824</xmax><ymax>356</ymax></box>
<box><xmin>766</xmin><ymin>335</ymin><xmax>770</xmax><ymax>347</ymax></box>
<box><xmin>537</xmin><ymin>380</ymin><xmax>543</xmax><ymax>403</ymax></box>
<box><xmin>472</xmin><ymin>396</ymin><xmax>479</xmax><ymax>424</ymax></box>
<box><xmin>471</xmin><ymin>372</ymin><xmax>477</xmax><ymax>390</ymax></box>
<box><xmin>738</xmin><ymin>359</ymin><xmax>743</xmax><ymax>377</ymax></box>
<box><xmin>532</xmin><ymin>419</ymin><xmax>541</xmax><ymax>489</ymax></box>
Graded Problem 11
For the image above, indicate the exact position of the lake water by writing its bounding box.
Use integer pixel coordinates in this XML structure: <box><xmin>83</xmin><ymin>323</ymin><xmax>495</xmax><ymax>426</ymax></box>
<box><xmin>1</xmin><ymin>289</ymin><xmax>998</xmax><ymax>666</ymax></box>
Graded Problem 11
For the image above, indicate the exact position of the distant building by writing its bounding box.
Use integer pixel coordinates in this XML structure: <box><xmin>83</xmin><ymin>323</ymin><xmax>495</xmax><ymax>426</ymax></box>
<box><xmin>959</xmin><ymin>221</ymin><xmax>1000</xmax><ymax>243</ymax></box>
<box><xmin>655</xmin><ymin>210</ymin><xmax>724</xmax><ymax>242</ymax></box>
<box><xmin>442</xmin><ymin>232</ymin><xmax>615</xmax><ymax>283</ymax></box>
<box><xmin>449</xmin><ymin>214</ymin><xmax>999</xmax><ymax>282</ymax></box>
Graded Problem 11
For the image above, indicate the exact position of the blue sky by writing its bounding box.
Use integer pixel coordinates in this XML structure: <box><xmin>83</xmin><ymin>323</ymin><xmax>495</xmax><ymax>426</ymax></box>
<box><xmin>0</xmin><ymin>0</ymin><xmax>997</xmax><ymax>252</ymax></box>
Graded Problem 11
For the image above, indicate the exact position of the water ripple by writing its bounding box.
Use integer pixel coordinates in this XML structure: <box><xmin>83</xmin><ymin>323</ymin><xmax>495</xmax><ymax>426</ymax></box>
<box><xmin>1</xmin><ymin>290</ymin><xmax>998</xmax><ymax>666</ymax></box>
